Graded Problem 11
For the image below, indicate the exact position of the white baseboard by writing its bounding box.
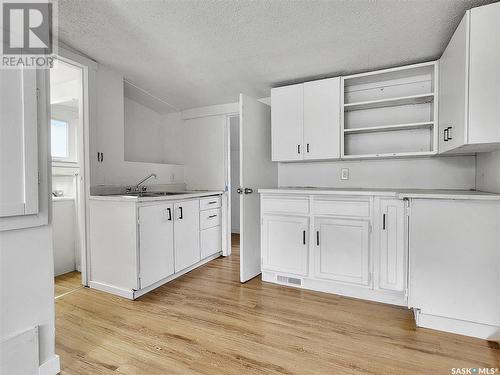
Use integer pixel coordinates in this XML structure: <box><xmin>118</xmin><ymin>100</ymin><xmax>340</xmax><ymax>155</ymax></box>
<box><xmin>88</xmin><ymin>281</ymin><xmax>134</xmax><ymax>299</ymax></box>
<box><xmin>262</xmin><ymin>270</ymin><xmax>407</xmax><ymax>306</ymax></box>
<box><xmin>90</xmin><ymin>252</ymin><xmax>222</xmax><ymax>300</ymax></box>
<box><xmin>133</xmin><ymin>252</ymin><xmax>222</xmax><ymax>299</ymax></box>
<box><xmin>414</xmin><ymin>309</ymin><xmax>500</xmax><ymax>340</ymax></box>
<box><xmin>39</xmin><ymin>355</ymin><xmax>60</xmax><ymax>375</ymax></box>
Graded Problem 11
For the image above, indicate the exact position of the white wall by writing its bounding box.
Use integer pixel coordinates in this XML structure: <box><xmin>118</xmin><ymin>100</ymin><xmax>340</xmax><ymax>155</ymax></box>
<box><xmin>124</xmin><ymin>99</ymin><xmax>183</xmax><ymax>165</ymax></box>
<box><xmin>477</xmin><ymin>151</ymin><xmax>500</xmax><ymax>193</ymax></box>
<box><xmin>0</xmin><ymin>226</ymin><xmax>56</xmax><ymax>368</ymax></box>
<box><xmin>279</xmin><ymin>155</ymin><xmax>476</xmax><ymax>189</ymax></box>
<box><xmin>92</xmin><ymin>65</ymin><xmax>184</xmax><ymax>187</ymax></box>
<box><xmin>0</xmin><ymin>70</ymin><xmax>58</xmax><ymax>374</ymax></box>
<box><xmin>182</xmin><ymin>115</ymin><xmax>227</xmax><ymax>190</ymax></box>
<box><xmin>52</xmin><ymin>199</ymin><xmax>77</xmax><ymax>276</ymax></box>
<box><xmin>230</xmin><ymin>116</ymin><xmax>240</xmax><ymax>233</ymax></box>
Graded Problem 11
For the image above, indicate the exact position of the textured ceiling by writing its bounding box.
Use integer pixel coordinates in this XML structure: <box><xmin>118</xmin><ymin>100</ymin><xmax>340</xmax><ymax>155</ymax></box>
<box><xmin>58</xmin><ymin>0</ymin><xmax>497</xmax><ymax>111</ymax></box>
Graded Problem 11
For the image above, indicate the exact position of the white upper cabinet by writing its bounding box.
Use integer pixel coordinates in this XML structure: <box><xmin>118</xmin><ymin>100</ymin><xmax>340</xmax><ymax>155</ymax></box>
<box><xmin>271</xmin><ymin>84</ymin><xmax>303</xmax><ymax>161</ymax></box>
<box><xmin>0</xmin><ymin>69</ymin><xmax>39</xmax><ymax>219</ymax></box>
<box><xmin>303</xmin><ymin>78</ymin><xmax>341</xmax><ymax>160</ymax></box>
<box><xmin>439</xmin><ymin>2</ymin><xmax>500</xmax><ymax>153</ymax></box>
<box><xmin>271</xmin><ymin>78</ymin><xmax>341</xmax><ymax>161</ymax></box>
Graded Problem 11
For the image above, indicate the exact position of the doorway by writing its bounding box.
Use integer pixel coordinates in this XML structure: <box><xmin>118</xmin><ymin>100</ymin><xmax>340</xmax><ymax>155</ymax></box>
<box><xmin>50</xmin><ymin>58</ymin><xmax>86</xmax><ymax>298</ymax></box>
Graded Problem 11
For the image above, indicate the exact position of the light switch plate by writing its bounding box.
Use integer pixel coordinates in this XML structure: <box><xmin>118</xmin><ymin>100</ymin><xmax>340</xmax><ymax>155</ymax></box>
<box><xmin>341</xmin><ymin>168</ymin><xmax>349</xmax><ymax>180</ymax></box>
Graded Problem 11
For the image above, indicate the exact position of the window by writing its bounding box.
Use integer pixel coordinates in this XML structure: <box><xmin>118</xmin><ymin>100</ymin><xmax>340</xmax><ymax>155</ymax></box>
<box><xmin>51</xmin><ymin>119</ymin><xmax>69</xmax><ymax>159</ymax></box>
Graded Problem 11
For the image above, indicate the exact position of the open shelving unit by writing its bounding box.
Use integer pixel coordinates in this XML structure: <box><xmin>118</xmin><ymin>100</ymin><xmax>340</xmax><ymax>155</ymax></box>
<box><xmin>341</xmin><ymin>61</ymin><xmax>438</xmax><ymax>158</ymax></box>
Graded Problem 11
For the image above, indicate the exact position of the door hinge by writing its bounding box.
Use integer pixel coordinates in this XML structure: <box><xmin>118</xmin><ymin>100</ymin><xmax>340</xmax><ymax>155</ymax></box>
<box><xmin>36</xmin><ymin>88</ymin><xmax>39</xmax><ymax>100</ymax></box>
<box><xmin>38</xmin><ymin>171</ymin><xmax>41</xmax><ymax>184</ymax></box>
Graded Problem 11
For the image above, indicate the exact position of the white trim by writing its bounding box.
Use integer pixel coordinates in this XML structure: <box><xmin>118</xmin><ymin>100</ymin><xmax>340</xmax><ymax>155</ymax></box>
<box><xmin>0</xmin><ymin>70</ymin><xmax>50</xmax><ymax>231</ymax></box>
<box><xmin>89</xmin><ymin>252</ymin><xmax>222</xmax><ymax>300</ymax></box>
<box><xmin>56</xmin><ymin>48</ymin><xmax>94</xmax><ymax>287</ymax></box>
<box><xmin>262</xmin><ymin>271</ymin><xmax>407</xmax><ymax>306</ymax></box>
<box><xmin>133</xmin><ymin>253</ymin><xmax>221</xmax><ymax>298</ymax></box>
<box><xmin>58</xmin><ymin>44</ymin><xmax>98</xmax><ymax>71</ymax></box>
<box><xmin>343</xmin><ymin>60</ymin><xmax>437</xmax><ymax>80</ymax></box>
<box><xmin>38</xmin><ymin>355</ymin><xmax>60</xmax><ymax>375</ymax></box>
<box><xmin>414</xmin><ymin>310</ymin><xmax>500</xmax><ymax>340</ymax></box>
<box><xmin>181</xmin><ymin>102</ymin><xmax>239</xmax><ymax>120</ymax></box>
<box><xmin>88</xmin><ymin>281</ymin><xmax>135</xmax><ymax>299</ymax></box>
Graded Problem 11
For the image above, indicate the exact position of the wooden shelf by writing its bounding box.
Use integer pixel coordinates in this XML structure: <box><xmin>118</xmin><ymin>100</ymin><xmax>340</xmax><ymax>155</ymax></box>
<box><xmin>343</xmin><ymin>93</ymin><xmax>434</xmax><ymax>112</ymax></box>
<box><xmin>344</xmin><ymin>121</ymin><xmax>434</xmax><ymax>135</ymax></box>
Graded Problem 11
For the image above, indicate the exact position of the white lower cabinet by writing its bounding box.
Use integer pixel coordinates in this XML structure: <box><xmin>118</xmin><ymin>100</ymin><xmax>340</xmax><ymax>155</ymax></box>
<box><xmin>374</xmin><ymin>198</ymin><xmax>406</xmax><ymax>292</ymax></box>
<box><xmin>138</xmin><ymin>203</ymin><xmax>175</xmax><ymax>289</ymax></box>
<box><xmin>200</xmin><ymin>226</ymin><xmax>221</xmax><ymax>259</ymax></box>
<box><xmin>261</xmin><ymin>214</ymin><xmax>309</xmax><ymax>276</ymax></box>
<box><xmin>89</xmin><ymin>194</ymin><xmax>222</xmax><ymax>299</ymax></box>
<box><xmin>260</xmin><ymin>193</ymin><xmax>407</xmax><ymax>306</ymax></box>
<box><xmin>174</xmin><ymin>200</ymin><xmax>201</xmax><ymax>272</ymax></box>
<box><xmin>314</xmin><ymin>218</ymin><xmax>369</xmax><ymax>286</ymax></box>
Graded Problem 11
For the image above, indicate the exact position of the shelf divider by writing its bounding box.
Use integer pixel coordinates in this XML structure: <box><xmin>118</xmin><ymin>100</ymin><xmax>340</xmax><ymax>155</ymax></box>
<box><xmin>344</xmin><ymin>121</ymin><xmax>434</xmax><ymax>135</ymax></box>
<box><xmin>343</xmin><ymin>93</ymin><xmax>434</xmax><ymax>112</ymax></box>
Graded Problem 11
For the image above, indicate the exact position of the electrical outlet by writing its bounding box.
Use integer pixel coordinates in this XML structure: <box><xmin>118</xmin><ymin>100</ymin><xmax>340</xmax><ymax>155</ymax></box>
<box><xmin>341</xmin><ymin>168</ymin><xmax>349</xmax><ymax>180</ymax></box>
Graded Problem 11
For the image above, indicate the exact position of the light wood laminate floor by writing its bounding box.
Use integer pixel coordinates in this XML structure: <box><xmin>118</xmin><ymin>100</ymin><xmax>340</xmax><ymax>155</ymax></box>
<box><xmin>55</xmin><ymin>271</ymin><xmax>82</xmax><ymax>298</ymax></box>
<box><xmin>56</xmin><ymin>234</ymin><xmax>499</xmax><ymax>374</ymax></box>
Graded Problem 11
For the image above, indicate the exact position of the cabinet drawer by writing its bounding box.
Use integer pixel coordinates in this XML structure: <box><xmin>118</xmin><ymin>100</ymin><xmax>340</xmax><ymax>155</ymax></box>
<box><xmin>200</xmin><ymin>208</ymin><xmax>221</xmax><ymax>229</ymax></box>
<box><xmin>261</xmin><ymin>196</ymin><xmax>309</xmax><ymax>214</ymax></box>
<box><xmin>312</xmin><ymin>198</ymin><xmax>370</xmax><ymax>217</ymax></box>
<box><xmin>200</xmin><ymin>196</ymin><xmax>221</xmax><ymax>211</ymax></box>
<box><xmin>201</xmin><ymin>226</ymin><xmax>221</xmax><ymax>259</ymax></box>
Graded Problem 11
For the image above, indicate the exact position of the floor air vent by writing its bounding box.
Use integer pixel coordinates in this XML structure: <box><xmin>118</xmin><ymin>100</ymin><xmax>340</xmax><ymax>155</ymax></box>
<box><xmin>276</xmin><ymin>275</ymin><xmax>302</xmax><ymax>286</ymax></box>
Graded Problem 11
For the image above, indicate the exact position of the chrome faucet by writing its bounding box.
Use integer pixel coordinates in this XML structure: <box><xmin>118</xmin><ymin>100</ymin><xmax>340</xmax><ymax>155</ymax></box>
<box><xmin>132</xmin><ymin>173</ymin><xmax>157</xmax><ymax>192</ymax></box>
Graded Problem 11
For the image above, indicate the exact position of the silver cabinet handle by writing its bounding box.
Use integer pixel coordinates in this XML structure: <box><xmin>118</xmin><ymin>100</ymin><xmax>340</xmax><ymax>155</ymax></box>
<box><xmin>166</xmin><ymin>208</ymin><xmax>172</xmax><ymax>221</ymax></box>
<box><xmin>244</xmin><ymin>188</ymin><xmax>253</xmax><ymax>194</ymax></box>
<box><xmin>208</xmin><ymin>214</ymin><xmax>217</xmax><ymax>218</ymax></box>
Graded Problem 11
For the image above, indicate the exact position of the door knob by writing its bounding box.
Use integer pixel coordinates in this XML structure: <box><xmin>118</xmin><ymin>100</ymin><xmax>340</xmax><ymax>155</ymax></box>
<box><xmin>244</xmin><ymin>188</ymin><xmax>253</xmax><ymax>194</ymax></box>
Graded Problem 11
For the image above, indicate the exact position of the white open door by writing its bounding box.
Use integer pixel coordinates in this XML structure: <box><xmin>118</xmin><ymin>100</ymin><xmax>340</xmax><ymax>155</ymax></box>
<box><xmin>239</xmin><ymin>94</ymin><xmax>277</xmax><ymax>282</ymax></box>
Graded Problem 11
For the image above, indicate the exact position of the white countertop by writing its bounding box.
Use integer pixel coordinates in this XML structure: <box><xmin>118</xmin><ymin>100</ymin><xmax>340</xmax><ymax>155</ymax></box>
<box><xmin>89</xmin><ymin>190</ymin><xmax>223</xmax><ymax>202</ymax></box>
<box><xmin>258</xmin><ymin>187</ymin><xmax>500</xmax><ymax>201</ymax></box>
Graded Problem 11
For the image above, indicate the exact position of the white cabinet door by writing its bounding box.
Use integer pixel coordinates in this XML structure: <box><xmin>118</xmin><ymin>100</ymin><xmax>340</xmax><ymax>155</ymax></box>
<box><xmin>261</xmin><ymin>214</ymin><xmax>309</xmax><ymax>276</ymax></box>
<box><xmin>174</xmin><ymin>199</ymin><xmax>200</xmax><ymax>272</ymax></box>
<box><xmin>271</xmin><ymin>84</ymin><xmax>303</xmax><ymax>161</ymax></box>
<box><xmin>468</xmin><ymin>2</ymin><xmax>500</xmax><ymax>144</ymax></box>
<box><xmin>409</xmin><ymin>199</ymin><xmax>500</xmax><ymax>327</ymax></box>
<box><xmin>314</xmin><ymin>218</ymin><xmax>370</xmax><ymax>286</ymax></box>
<box><xmin>138</xmin><ymin>204</ymin><xmax>175</xmax><ymax>289</ymax></box>
<box><xmin>438</xmin><ymin>13</ymin><xmax>468</xmax><ymax>153</ymax></box>
<box><xmin>375</xmin><ymin>199</ymin><xmax>406</xmax><ymax>292</ymax></box>
<box><xmin>303</xmin><ymin>78</ymin><xmax>341</xmax><ymax>160</ymax></box>
<box><xmin>0</xmin><ymin>68</ymin><xmax>38</xmax><ymax>217</ymax></box>
<box><xmin>200</xmin><ymin>226</ymin><xmax>221</xmax><ymax>259</ymax></box>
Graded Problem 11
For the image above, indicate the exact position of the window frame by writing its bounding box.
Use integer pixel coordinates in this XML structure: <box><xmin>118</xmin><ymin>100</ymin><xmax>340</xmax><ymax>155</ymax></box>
<box><xmin>50</xmin><ymin>117</ymin><xmax>73</xmax><ymax>162</ymax></box>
